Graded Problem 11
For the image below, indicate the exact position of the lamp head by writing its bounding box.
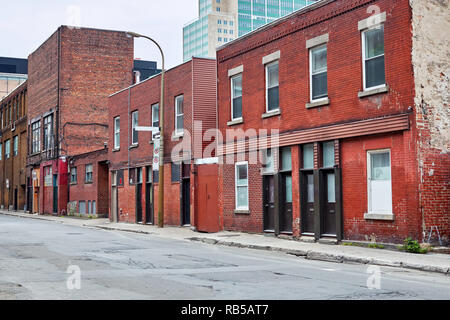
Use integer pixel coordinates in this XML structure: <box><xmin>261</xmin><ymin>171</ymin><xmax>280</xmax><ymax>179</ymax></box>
<box><xmin>126</xmin><ymin>31</ymin><xmax>142</xmax><ymax>38</ymax></box>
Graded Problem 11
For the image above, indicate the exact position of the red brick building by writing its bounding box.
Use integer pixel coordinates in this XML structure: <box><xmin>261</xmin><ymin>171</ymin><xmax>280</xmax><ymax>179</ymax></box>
<box><xmin>0</xmin><ymin>81</ymin><xmax>28</xmax><ymax>211</ymax></box>
<box><xmin>216</xmin><ymin>0</ymin><xmax>449</xmax><ymax>244</ymax></box>
<box><xmin>108</xmin><ymin>57</ymin><xmax>219</xmax><ymax>231</ymax></box>
<box><xmin>68</xmin><ymin>148</ymin><xmax>109</xmax><ymax>217</ymax></box>
<box><xmin>26</xmin><ymin>26</ymin><xmax>134</xmax><ymax>215</ymax></box>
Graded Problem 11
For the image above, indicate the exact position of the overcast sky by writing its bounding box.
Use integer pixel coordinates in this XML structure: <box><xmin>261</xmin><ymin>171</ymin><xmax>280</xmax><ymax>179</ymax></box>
<box><xmin>0</xmin><ymin>0</ymin><xmax>199</xmax><ymax>70</ymax></box>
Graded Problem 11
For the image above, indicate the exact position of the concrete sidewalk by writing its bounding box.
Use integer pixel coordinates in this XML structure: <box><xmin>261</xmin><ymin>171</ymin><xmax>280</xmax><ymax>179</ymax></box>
<box><xmin>1</xmin><ymin>210</ymin><xmax>449</xmax><ymax>275</ymax></box>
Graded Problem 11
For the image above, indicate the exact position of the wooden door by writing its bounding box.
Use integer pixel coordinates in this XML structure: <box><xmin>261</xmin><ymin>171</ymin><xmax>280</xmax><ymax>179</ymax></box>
<box><xmin>321</xmin><ymin>171</ymin><xmax>336</xmax><ymax>236</ymax></box>
<box><xmin>196</xmin><ymin>164</ymin><xmax>219</xmax><ymax>233</ymax></box>
<box><xmin>182</xmin><ymin>179</ymin><xmax>191</xmax><ymax>225</ymax></box>
<box><xmin>263</xmin><ymin>175</ymin><xmax>275</xmax><ymax>232</ymax></box>
<box><xmin>301</xmin><ymin>171</ymin><xmax>315</xmax><ymax>234</ymax></box>
<box><xmin>280</xmin><ymin>173</ymin><xmax>293</xmax><ymax>233</ymax></box>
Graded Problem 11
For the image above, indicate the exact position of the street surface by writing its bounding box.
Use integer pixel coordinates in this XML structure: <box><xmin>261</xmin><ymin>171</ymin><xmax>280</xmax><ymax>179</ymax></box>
<box><xmin>0</xmin><ymin>215</ymin><xmax>449</xmax><ymax>300</ymax></box>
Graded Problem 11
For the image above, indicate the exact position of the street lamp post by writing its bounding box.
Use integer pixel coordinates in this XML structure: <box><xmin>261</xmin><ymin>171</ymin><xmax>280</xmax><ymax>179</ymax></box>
<box><xmin>126</xmin><ymin>31</ymin><xmax>165</xmax><ymax>228</ymax></box>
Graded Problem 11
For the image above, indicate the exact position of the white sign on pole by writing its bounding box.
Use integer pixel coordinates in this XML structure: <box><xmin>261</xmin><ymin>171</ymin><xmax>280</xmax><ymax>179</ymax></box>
<box><xmin>153</xmin><ymin>133</ymin><xmax>160</xmax><ymax>171</ymax></box>
<box><xmin>134</xmin><ymin>125</ymin><xmax>160</xmax><ymax>172</ymax></box>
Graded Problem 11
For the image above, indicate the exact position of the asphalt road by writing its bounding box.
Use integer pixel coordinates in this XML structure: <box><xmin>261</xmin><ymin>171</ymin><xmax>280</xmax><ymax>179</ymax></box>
<box><xmin>0</xmin><ymin>215</ymin><xmax>449</xmax><ymax>300</ymax></box>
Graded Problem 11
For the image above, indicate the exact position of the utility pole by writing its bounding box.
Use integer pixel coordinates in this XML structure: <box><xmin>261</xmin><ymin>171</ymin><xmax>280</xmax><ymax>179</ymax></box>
<box><xmin>126</xmin><ymin>32</ymin><xmax>165</xmax><ymax>228</ymax></box>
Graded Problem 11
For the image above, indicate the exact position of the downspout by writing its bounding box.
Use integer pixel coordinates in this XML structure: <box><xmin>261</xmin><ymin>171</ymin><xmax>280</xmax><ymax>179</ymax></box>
<box><xmin>128</xmin><ymin>87</ymin><xmax>131</xmax><ymax>168</ymax></box>
<box><xmin>57</xmin><ymin>27</ymin><xmax>62</xmax><ymax>214</ymax></box>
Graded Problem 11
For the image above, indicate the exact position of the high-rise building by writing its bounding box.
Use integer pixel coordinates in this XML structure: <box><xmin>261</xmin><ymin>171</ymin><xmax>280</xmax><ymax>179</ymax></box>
<box><xmin>183</xmin><ymin>0</ymin><xmax>318</xmax><ymax>61</ymax></box>
<box><xmin>183</xmin><ymin>0</ymin><xmax>238</xmax><ymax>61</ymax></box>
<box><xmin>0</xmin><ymin>57</ymin><xmax>28</xmax><ymax>100</ymax></box>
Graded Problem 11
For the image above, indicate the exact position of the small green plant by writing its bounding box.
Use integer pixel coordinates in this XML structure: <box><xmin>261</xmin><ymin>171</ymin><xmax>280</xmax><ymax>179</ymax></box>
<box><xmin>342</xmin><ymin>242</ymin><xmax>363</xmax><ymax>247</ymax></box>
<box><xmin>368</xmin><ymin>243</ymin><xmax>385</xmax><ymax>249</ymax></box>
<box><xmin>401</xmin><ymin>238</ymin><xmax>427</xmax><ymax>254</ymax></box>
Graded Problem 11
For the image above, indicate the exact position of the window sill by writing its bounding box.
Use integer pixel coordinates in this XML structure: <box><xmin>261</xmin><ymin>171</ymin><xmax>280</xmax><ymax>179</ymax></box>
<box><xmin>171</xmin><ymin>133</ymin><xmax>184</xmax><ymax>141</ymax></box>
<box><xmin>84</xmin><ymin>181</ymin><xmax>93</xmax><ymax>185</ymax></box>
<box><xmin>262</xmin><ymin>109</ymin><xmax>281</xmax><ymax>119</ymax></box>
<box><xmin>306</xmin><ymin>98</ymin><xmax>330</xmax><ymax>109</ymax></box>
<box><xmin>364</xmin><ymin>213</ymin><xmax>395</xmax><ymax>221</ymax></box>
<box><xmin>227</xmin><ymin>118</ymin><xmax>244</xmax><ymax>126</ymax></box>
<box><xmin>112</xmin><ymin>148</ymin><xmax>120</xmax><ymax>153</ymax></box>
<box><xmin>358</xmin><ymin>85</ymin><xmax>389</xmax><ymax>98</ymax></box>
<box><xmin>234</xmin><ymin>209</ymin><xmax>250</xmax><ymax>215</ymax></box>
<box><xmin>129</xmin><ymin>144</ymin><xmax>138</xmax><ymax>150</ymax></box>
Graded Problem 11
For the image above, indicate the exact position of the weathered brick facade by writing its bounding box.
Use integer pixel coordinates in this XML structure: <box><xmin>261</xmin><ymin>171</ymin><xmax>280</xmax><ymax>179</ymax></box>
<box><xmin>0</xmin><ymin>81</ymin><xmax>28</xmax><ymax>211</ymax></box>
<box><xmin>108</xmin><ymin>57</ymin><xmax>218</xmax><ymax>229</ymax></box>
<box><xmin>216</xmin><ymin>0</ymin><xmax>448</xmax><ymax>244</ymax></box>
<box><xmin>26</xmin><ymin>26</ymin><xmax>134</xmax><ymax>215</ymax></box>
<box><xmin>68</xmin><ymin>148</ymin><xmax>109</xmax><ymax>217</ymax></box>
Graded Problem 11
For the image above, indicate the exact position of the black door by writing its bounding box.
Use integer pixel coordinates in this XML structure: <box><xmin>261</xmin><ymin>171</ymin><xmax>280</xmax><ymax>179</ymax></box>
<box><xmin>263</xmin><ymin>175</ymin><xmax>275</xmax><ymax>232</ymax></box>
<box><xmin>182</xmin><ymin>179</ymin><xmax>191</xmax><ymax>225</ymax></box>
<box><xmin>301</xmin><ymin>172</ymin><xmax>315</xmax><ymax>234</ymax></box>
<box><xmin>27</xmin><ymin>180</ymin><xmax>32</xmax><ymax>213</ymax></box>
<box><xmin>280</xmin><ymin>173</ymin><xmax>293</xmax><ymax>233</ymax></box>
<box><xmin>145</xmin><ymin>167</ymin><xmax>153</xmax><ymax>224</ymax></box>
<box><xmin>136</xmin><ymin>183</ymin><xmax>143</xmax><ymax>223</ymax></box>
<box><xmin>321</xmin><ymin>170</ymin><xmax>336</xmax><ymax>236</ymax></box>
<box><xmin>14</xmin><ymin>188</ymin><xmax>18</xmax><ymax>211</ymax></box>
<box><xmin>53</xmin><ymin>175</ymin><xmax>58</xmax><ymax>214</ymax></box>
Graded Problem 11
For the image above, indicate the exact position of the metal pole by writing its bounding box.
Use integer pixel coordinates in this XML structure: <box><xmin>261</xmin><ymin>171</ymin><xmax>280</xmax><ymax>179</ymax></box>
<box><xmin>126</xmin><ymin>32</ymin><xmax>165</xmax><ymax>228</ymax></box>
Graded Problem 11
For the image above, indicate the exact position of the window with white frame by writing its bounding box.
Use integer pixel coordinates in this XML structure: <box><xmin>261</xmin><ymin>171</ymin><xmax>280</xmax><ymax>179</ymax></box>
<box><xmin>5</xmin><ymin>139</ymin><xmax>10</xmax><ymax>159</ymax></box>
<box><xmin>131</xmin><ymin>111</ymin><xmax>138</xmax><ymax>145</ymax></box>
<box><xmin>175</xmin><ymin>95</ymin><xmax>184</xmax><ymax>135</ymax></box>
<box><xmin>152</xmin><ymin>103</ymin><xmax>159</xmax><ymax>129</ymax></box>
<box><xmin>0</xmin><ymin>143</ymin><xmax>2</xmax><ymax>160</ymax></box>
<box><xmin>85</xmin><ymin>164</ymin><xmax>93</xmax><ymax>183</ymax></box>
<box><xmin>114</xmin><ymin>116</ymin><xmax>120</xmax><ymax>150</ymax></box>
<box><xmin>266</xmin><ymin>61</ymin><xmax>279</xmax><ymax>112</ymax></box>
<box><xmin>235</xmin><ymin>162</ymin><xmax>249</xmax><ymax>210</ymax></box>
<box><xmin>367</xmin><ymin>149</ymin><xmax>392</xmax><ymax>214</ymax></box>
<box><xmin>13</xmin><ymin>136</ymin><xmax>18</xmax><ymax>157</ymax></box>
<box><xmin>70</xmin><ymin>167</ymin><xmax>77</xmax><ymax>184</ymax></box>
<box><xmin>79</xmin><ymin>201</ymin><xmax>86</xmax><ymax>214</ymax></box>
<box><xmin>43</xmin><ymin>114</ymin><xmax>53</xmax><ymax>151</ymax></box>
<box><xmin>31</xmin><ymin>120</ymin><xmax>41</xmax><ymax>154</ymax></box>
<box><xmin>262</xmin><ymin>149</ymin><xmax>274</xmax><ymax>174</ymax></box>
<box><xmin>362</xmin><ymin>25</ymin><xmax>385</xmax><ymax>90</ymax></box>
<box><xmin>231</xmin><ymin>74</ymin><xmax>243</xmax><ymax>120</ymax></box>
<box><xmin>310</xmin><ymin>44</ymin><xmax>328</xmax><ymax>101</ymax></box>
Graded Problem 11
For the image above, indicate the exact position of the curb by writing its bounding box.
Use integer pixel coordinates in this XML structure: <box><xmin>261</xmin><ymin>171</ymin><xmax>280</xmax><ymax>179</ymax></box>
<box><xmin>2</xmin><ymin>212</ymin><xmax>449</xmax><ymax>276</ymax></box>
<box><xmin>188</xmin><ymin>237</ymin><xmax>450</xmax><ymax>276</ymax></box>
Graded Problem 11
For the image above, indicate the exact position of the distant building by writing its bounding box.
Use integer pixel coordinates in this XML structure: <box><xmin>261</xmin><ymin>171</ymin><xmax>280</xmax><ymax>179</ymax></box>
<box><xmin>108</xmin><ymin>57</ymin><xmax>219</xmax><ymax>231</ymax></box>
<box><xmin>26</xmin><ymin>26</ymin><xmax>135</xmax><ymax>215</ymax></box>
<box><xmin>0</xmin><ymin>81</ymin><xmax>28</xmax><ymax>211</ymax></box>
<box><xmin>183</xmin><ymin>0</ymin><xmax>318</xmax><ymax>61</ymax></box>
<box><xmin>0</xmin><ymin>57</ymin><xmax>28</xmax><ymax>100</ymax></box>
<box><xmin>133</xmin><ymin>60</ymin><xmax>161</xmax><ymax>84</ymax></box>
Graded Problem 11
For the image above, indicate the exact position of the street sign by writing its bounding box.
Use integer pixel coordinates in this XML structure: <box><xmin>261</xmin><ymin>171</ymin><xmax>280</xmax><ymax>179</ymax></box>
<box><xmin>153</xmin><ymin>137</ymin><xmax>160</xmax><ymax>171</ymax></box>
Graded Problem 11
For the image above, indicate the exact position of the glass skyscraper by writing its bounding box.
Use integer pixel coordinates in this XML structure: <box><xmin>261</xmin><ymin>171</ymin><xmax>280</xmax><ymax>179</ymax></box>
<box><xmin>183</xmin><ymin>0</ymin><xmax>318</xmax><ymax>61</ymax></box>
<box><xmin>238</xmin><ymin>0</ymin><xmax>318</xmax><ymax>36</ymax></box>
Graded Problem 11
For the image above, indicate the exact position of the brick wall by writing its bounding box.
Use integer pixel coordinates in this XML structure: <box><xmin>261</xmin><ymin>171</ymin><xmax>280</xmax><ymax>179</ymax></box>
<box><xmin>108</xmin><ymin>58</ymin><xmax>217</xmax><ymax>226</ymax></box>
<box><xmin>59</xmin><ymin>26</ymin><xmax>134</xmax><ymax>157</ymax></box>
<box><xmin>216</xmin><ymin>0</ymin><xmax>425</xmax><ymax>243</ymax></box>
<box><xmin>68</xmin><ymin>148</ymin><xmax>109</xmax><ymax>216</ymax></box>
